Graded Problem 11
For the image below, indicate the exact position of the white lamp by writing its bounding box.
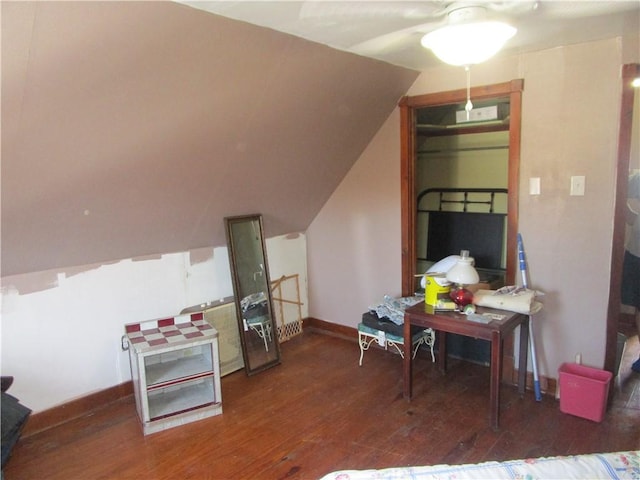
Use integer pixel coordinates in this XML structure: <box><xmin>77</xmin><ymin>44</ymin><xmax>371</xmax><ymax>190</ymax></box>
<box><xmin>446</xmin><ymin>250</ymin><xmax>479</xmax><ymax>310</ymax></box>
<box><xmin>420</xmin><ymin>6</ymin><xmax>516</xmax><ymax>67</ymax></box>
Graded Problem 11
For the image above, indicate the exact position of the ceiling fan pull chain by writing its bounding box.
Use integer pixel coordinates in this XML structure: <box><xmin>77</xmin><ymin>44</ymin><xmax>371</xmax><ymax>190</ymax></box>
<box><xmin>465</xmin><ymin>66</ymin><xmax>473</xmax><ymax>120</ymax></box>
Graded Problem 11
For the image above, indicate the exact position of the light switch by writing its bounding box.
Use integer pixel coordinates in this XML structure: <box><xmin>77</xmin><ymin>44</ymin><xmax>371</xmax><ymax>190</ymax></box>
<box><xmin>529</xmin><ymin>177</ymin><xmax>540</xmax><ymax>195</ymax></box>
<box><xmin>570</xmin><ymin>176</ymin><xmax>586</xmax><ymax>196</ymax></box>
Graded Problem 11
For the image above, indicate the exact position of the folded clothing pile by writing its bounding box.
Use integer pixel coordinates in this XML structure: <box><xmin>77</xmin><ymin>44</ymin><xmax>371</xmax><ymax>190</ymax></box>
<box><xmin>1</xmin><ymin>377</ymin><xmax>31</xmax><ymax>470</ymax></box>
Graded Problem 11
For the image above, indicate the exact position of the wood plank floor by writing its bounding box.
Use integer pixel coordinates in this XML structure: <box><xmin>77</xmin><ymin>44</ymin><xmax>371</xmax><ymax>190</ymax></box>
<box><xmin>4</xmin><ymin>329</ymin><xmax>639</xmax><ymax>480</ymax></box>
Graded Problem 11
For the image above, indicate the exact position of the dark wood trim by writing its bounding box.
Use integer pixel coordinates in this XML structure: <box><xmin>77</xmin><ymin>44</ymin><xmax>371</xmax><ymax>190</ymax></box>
<box><xmin>400</xmin><ymin>80</ymin><xmax>524</xmax><ymax>385</ymax></box>
<box><xmin>400</xmin><ymin>79</ymin><xmax>524</xmax><ymax>298</ymax></box>
<box><xmin>401</xmin><ymin>80</ymin><xmax>522</xmax><ymax>108</ymax></box>
<box><xmin>400</xmin><ymin>101</ymin><xmax>416</xmax><ymax>296</ymax></box>
<box><xmin>506</xmin><ymin>81</ymin><xmax>523</xmax><ymax>284</ymax></box>
<box><xmin>304</xmin><ymin>317</ymin><xmax>357</xmax><ymax>340</ymax></box>
<box><xmin>521</xmin><ymin>369</ymin><xmax>555</xmax><ymax>398</ymax></box>
<box><xmin>22</xmin><ymin>381</ymin><xmax>133</xmax><ymax>437</ymax></box>
<box><xmin>605</xmin><ymin>63</ymin><xmax>640</xmax><ymax>375</ymax></box>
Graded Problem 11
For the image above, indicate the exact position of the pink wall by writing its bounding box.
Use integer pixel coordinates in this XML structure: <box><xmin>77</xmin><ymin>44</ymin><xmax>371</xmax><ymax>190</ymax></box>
<box><xmin>1</xmin><ymin>1</ymin><xmax>417</xmax><ymax>277</ymax></box>
<box><xmin>307</xmin><ymin>37</ymin><xmax>638</xmax><ymax>381</ymax></box>
<box><xmin>307</xmin><ymin>109</ymin><xmax>403</xmax><ymax>325</ymax></box>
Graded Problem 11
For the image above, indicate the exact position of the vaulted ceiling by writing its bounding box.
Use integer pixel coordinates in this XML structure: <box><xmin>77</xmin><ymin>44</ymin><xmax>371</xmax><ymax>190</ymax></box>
<box><xmin>1</xmin><ymin>1</ymin><xmax>418</xmax><ymax>276</ymax></box>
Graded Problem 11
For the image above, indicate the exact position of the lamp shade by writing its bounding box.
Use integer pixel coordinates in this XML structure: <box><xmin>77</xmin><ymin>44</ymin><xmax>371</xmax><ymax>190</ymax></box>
<box><xmin>421</xmin><ymin>21</ymin><xmax>516</xmax><ymax>66</ymax></box>
<box><xmin>446</xmin><ymin>250</ymin><xmax>479</xmax><ymax>285</ymax></box>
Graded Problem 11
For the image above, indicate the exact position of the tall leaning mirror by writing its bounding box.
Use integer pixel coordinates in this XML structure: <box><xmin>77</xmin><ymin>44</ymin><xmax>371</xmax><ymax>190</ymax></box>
<box><xmin>224</xmin><ymin>214</ymin><xmax>281</xmax><ymax>375</ymax></box>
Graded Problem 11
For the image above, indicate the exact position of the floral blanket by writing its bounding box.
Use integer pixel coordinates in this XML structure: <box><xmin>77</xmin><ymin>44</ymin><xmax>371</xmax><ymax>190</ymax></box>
<box><xmin>319</xmin><ymin>451</ymin><xmax>640</xmax><ymax>480</ymax></box>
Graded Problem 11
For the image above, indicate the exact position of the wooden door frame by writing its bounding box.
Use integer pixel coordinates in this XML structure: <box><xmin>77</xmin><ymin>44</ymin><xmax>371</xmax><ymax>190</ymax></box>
<box><xmin>605</xmin><ymin>63</ymin><xmax>640</xmax><ymax>374</ymax></box>
<box><xmin>400</xmin><ymin>79</ymin><xmax>524</xmax><ymax>297</ymax></box>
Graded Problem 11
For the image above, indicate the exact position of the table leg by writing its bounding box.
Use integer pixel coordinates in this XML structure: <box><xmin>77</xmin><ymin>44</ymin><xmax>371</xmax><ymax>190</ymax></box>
<box><xmin>518</xmin><ymin>316</ymin><xmax>530</xmax><ymax>396</ymax></box>
<box><xmin>403</xmin><ymin>316</ymin><xmax>412</xmax><ymax>400</ymax></box>
<box><xmin>437</xmin><ymin>331</ymin><xmax>447</xmax><ymax>373</ymax></box>
<box><xmin>490</xmin><ymin>331</ymin><xmax>502</xmax><ymax>430</ymax></box>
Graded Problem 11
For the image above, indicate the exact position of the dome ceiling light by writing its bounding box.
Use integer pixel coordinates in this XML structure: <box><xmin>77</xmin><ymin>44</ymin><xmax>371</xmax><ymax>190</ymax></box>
<box><xmin>421</xmin><ymin>5</ymin><xmax>517</xmax><ymax>118</ymax></box>
<box><xmin>420</xmin><ymin>5</ymin><xmax>517</xmax><ymax>67</ymax></box>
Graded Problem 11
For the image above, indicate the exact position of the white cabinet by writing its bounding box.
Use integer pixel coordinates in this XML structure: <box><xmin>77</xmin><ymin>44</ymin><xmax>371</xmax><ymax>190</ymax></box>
<box><xmin>125</xmin><ymin>313</ymin><xmax>222</xmax><ymax>435</ymax></box>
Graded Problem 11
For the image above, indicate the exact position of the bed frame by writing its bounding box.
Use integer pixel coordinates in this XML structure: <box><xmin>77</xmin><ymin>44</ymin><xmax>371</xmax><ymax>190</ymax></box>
<box><xmin>417</xmin><ymin>187</ymin><xmax>508</xmax><ymax>279</ymax></box>
<box><xmin>417</xmin><ymin>187</ymin><xmax>508</xmax><ymax>365</ymax></box>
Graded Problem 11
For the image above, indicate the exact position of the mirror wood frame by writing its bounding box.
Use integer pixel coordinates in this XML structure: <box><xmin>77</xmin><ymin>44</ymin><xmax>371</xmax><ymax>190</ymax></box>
<box><xmin>400</xmin><ymin>79</ymin><xmax>524</xmax><ymax>297</ymax></box>
<box><xmin>605</xmin><ymin>63</ymin><xmax>640</xmax><ymax>374</ymax></box>
<box><xmin>224</xmin><ymin>214</ymin><xmax>281</xmax><ymax>376</ymax></box>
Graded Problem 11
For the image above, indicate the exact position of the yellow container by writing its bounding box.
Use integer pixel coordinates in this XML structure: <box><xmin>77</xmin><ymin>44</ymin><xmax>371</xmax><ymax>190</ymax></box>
<box><xmin>424</xmin><ymin>274</ymin><xmax>451</xmax><ymax>306</ymax></box>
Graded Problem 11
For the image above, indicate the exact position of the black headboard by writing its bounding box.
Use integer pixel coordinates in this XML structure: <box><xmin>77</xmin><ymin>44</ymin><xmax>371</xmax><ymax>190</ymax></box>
<box><xmin>417</xmin><ymin>188</ymin><xmax>507</xmax><ymax>272</ymax></box>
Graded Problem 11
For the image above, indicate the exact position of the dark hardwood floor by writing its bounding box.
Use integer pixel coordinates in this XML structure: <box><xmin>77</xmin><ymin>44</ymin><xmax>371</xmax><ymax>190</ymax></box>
<box><xmin>4</xmin><ymin>329</ymin><xmax>639</xmax><ymax>480</ymax></box>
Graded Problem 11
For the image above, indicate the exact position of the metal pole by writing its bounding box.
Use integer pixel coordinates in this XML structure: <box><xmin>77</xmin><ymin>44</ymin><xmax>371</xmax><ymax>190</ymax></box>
<box><xmin>518</xmin><ymin>233</ymin><xmax>542</xmax><ymax>401</ymax></box>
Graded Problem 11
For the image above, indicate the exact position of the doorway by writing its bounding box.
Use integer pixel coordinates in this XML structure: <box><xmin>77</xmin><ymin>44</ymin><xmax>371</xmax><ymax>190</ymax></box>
<box><xmin>606</xmin><ymin>63</ymin><xmax>640</xmax><ymax>380</ymax></box>
<box><xmin>400</xmin><ymin>80</ymin><xmax>523</xmax><ymax>296</ymax></box>
<box><xmin>399</xmin><ymin>79</ymin><xmax>524</xmax><ymax>380</ymax></box>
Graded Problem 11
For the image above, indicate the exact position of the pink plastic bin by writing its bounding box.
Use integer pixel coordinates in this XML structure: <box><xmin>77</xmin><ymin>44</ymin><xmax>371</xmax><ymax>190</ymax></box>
<box><xmin>558</xmin><ymin>363</ymin><xmax>612</xmax><ymax>422</ymax></box>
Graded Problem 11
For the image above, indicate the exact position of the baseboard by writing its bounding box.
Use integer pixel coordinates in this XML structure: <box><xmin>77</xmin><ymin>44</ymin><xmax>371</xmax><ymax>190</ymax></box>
<box><xmin>22</xmin><ymin>381</ymin><xmax>133</xmax><ymax>438</ymax></box>
<box><xmin>522</xmin><ymin>369</ymin><xmax>556</xmax><ymax>398</ymax></box>
<box><xmin>306</xmin><ymin>317</ymin><xmax>556</xmax><ymax>397</ymax></box>
<box><xmin>304</xmin><ymin>317</ymin><xmax>357</xmax><ymax>340</ymax></box>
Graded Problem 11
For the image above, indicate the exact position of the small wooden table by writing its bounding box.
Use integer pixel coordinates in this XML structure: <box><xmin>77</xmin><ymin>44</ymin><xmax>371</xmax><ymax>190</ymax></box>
<box><xmin>403</xmin><ymin>303</ymin><xmax>529</xmax><ymax>430</ymax></box>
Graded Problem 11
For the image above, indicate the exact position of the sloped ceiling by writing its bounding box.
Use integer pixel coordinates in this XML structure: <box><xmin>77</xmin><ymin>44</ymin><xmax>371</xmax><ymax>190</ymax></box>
<box><xmin>1</xmin><ymin>1</ymin><xmax>418</xmax><ymax>277</ymax></box>
<box><xmin>178</xmin><ymin>1</ymin><xmax>640</xmax><ymax>71</ymax></box>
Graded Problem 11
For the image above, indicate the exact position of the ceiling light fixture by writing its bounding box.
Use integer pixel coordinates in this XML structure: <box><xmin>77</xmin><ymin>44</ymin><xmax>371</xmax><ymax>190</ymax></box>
<box><xmin>420</xmin><ymin>6</ymin><xmax>517</xmax><ymax>67</ymax></box>
<box><xmin>421</xmin><ymin>20</ymin><xmax>516</xmax><ymax>67</ymax></box>
<box><xmin>420</xmin><ymin>6</ymin><xmax>516</xmax><ymax>118</ymax></box>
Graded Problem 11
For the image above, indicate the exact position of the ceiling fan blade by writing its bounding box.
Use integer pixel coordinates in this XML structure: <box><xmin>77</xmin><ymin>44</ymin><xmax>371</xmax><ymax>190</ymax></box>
<box><xmin>345</xmin><ymin>0</ymin><xmax>538</xmax><ymax>57</ymax></box>
<box><xmin>349</xmin><ymin>19</ymin><xmax>446</xmax><ymax>56</ymax></box>
<box><xmin>535</xmin><ymin>0</ymin><xmax>639</xmax><ymax>19</ymax></box>
<box><xmin>483</xmin><ymin>1</ymin><xmax>539</xmax><ymax>16</ymax></box>
<box><xmin>299</xmin><ymin>1</ymin><xmax>447</xmax><ymax>21</ymax></box>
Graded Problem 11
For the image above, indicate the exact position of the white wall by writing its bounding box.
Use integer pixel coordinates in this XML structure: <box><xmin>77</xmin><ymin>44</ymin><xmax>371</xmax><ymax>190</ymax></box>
<box><xmin>307</xmin><ymin>37</ymin><xmax>636</xmax><ymax>382</ymax></box>
<box><xmin>1</xmin><ymin>233</ymin><xmax>307</xmax><ymax>412</ymax></box>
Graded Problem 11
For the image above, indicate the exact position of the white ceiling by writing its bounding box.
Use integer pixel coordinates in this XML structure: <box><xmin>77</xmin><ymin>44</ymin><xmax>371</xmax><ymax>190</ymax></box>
<box><xmin>178</xmin><ymin>1</ymin><xmax>640</xmax><ymax>71</ymax></box>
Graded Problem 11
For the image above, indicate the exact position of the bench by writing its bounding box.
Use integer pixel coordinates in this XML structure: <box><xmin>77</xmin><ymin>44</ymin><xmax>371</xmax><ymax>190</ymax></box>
<box><xmin>358</xmin><ymin>322</ymin><xmax>435</xmax><ymax>366</ymax></box>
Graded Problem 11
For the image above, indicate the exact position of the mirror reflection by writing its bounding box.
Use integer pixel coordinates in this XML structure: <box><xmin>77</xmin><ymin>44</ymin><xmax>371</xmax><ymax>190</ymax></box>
<box><xmin>225</xmin><ymin>214</ymin><xmax>281</xmax><ymax>375</ymax></box>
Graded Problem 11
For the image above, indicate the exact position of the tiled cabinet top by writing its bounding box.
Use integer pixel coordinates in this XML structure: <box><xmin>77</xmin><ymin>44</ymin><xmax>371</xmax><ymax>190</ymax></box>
<box><xmin>125</xmin><ymin>312</ymin><xmax>217</xmax><ymax>353</ymax></box>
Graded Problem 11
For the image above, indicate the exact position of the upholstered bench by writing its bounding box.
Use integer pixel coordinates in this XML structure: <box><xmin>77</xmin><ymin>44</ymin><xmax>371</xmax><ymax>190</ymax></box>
<box><xmin>358</xmin><ymin>322</ymin><xmax>435</xmax><ymax>366</ymax></box>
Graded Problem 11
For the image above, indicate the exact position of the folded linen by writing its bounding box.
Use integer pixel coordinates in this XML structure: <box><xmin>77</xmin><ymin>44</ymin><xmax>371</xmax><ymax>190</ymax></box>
<box><xmin>473</xmin><ymin>289</ymin><xmax>542</xmax><ymax>315</ymax></box>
